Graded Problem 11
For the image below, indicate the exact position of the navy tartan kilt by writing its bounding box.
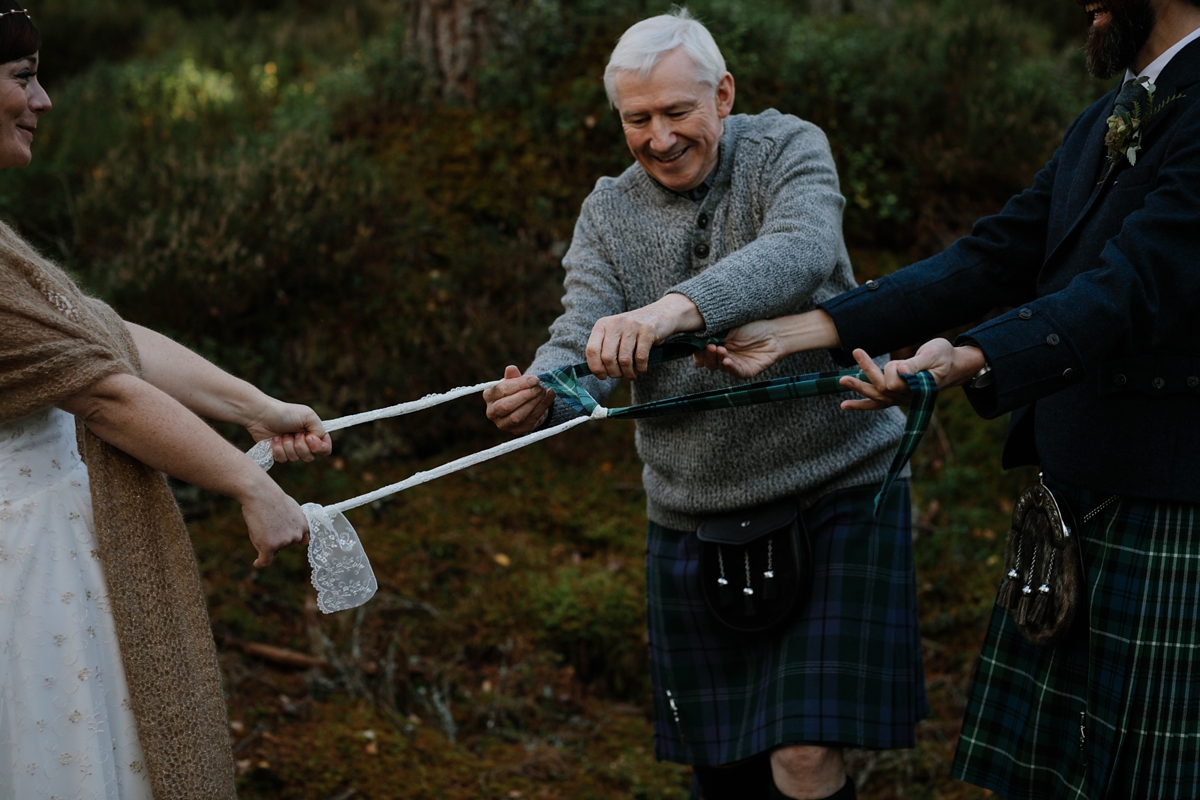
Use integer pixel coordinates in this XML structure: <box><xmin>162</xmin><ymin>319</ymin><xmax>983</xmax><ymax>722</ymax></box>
<box><xmin>646</xmin><ymin>481</ymin><xmax>928</xmax><ymax>766</ymax></box>
<box><xmin>954</xmin><ymin>478</ymin><xmax>1200</xmax><ymax>799</ymax></box>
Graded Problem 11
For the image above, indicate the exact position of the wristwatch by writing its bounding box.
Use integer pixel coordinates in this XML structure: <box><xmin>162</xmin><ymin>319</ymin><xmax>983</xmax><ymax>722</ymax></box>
<box><xmin>968</xmin><ymin>360</ymin><xmax>994</xmax><ymax>389</ymax></box>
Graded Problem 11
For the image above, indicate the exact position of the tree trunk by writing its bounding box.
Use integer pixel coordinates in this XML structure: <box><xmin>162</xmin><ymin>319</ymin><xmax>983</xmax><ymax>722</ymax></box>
<box><xmin>405</xmin><ymin>0</ymin><xmax>500</xmax><ymax>105</ymax></box>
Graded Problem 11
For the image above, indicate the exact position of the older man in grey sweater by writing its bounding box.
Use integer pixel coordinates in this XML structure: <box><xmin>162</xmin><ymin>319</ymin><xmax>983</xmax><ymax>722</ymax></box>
<box><xmin>485</xmin><ymin>11</ymin><xmax>925</xmax><ymax>800</ymax></box>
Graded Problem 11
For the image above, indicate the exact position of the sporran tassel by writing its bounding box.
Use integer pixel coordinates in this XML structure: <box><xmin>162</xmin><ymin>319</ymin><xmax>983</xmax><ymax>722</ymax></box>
<box><xmin>763</xmin><ymin>538</ymin><xmax>777</xmax><ymax>599</ymax></box>
<box><xmin>743</xmin><ymin>587</ymin><xmax>756</xmax><ymax>618</ymax></box>
<box><xmin>742</xmin><ymin>551</ymin><xmax>756</xmax><ymax>617</ymax></box>
<box><xmin>1029</xmin><ymin>550</ymin><xmax>1056</xmax><ymax>628</ymax></box>
<box><xmin>1013</xmin><ymin>546</ymin><xmax>1038</xmax><ymax>625</ymax></box>
<box><xmin>997</xmin><ymin>568</ymin><xmax>1019</xmax><ymax>610</ymax></box>
<box><xmin>1030</xmin><ymin>584</ymin><xmax>1051</xmax><ymax>628</ymax></box>
<box><xmin>717</xmin><ymin>547</ymin><xmax>734</xmax><ymax>607</ymax></box>
<box><xmin>996</xmin><ymin>529</ymin><xmax>1023</xmax><ymax>610</ymax></box>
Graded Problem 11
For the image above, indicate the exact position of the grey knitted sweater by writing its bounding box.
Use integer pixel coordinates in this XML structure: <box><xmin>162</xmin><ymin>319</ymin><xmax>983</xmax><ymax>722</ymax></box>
<box><xmin>529</xmin><ymin>111</ymin><xmax>907</xmax><ymax>530</ymax></box>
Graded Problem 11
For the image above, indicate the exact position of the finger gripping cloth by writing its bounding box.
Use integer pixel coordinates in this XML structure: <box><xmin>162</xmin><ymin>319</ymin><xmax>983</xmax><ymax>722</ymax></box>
<box><xmin>255</xmin><ymin>338</ymin><xmax>936</xmax><ymax>613</ymax></box>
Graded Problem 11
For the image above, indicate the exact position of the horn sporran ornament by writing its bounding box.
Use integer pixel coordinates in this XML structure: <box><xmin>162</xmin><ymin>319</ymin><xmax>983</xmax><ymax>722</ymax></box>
<box><xmin>996</xmin><ymin>474</ymin><xmax>1084</xmax><ymax>645</ymax></box>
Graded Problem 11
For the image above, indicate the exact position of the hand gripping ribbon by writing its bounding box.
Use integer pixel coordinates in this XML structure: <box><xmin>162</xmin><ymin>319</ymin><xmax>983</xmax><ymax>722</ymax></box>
<box><xmin>252</xmin><ymin>337</ymin><xmax>937</xmax><ymax>614</ymax></box>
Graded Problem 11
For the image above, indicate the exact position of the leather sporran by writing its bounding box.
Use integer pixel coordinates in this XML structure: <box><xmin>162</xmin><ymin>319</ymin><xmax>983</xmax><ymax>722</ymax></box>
<box><xmin>696</xmin><ymin>499</ymin><xmax>811</xmax><ymax>635</ymax></box>
<box><xmin>996</xmin><ymin>478</ymin><xmax>1083</xmax><ymax>645</ymax></box>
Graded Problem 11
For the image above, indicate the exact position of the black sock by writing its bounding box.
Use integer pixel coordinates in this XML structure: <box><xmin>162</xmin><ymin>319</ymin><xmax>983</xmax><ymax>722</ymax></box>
<box><xmin>768</xmin><ymin>775</ymin><xmax>856</xmax><ymax>800</ymax></box>
<box><xmin>693</xmin><ymin>751</ymin><xmax>772</xmax><ymax>799</ymax></box>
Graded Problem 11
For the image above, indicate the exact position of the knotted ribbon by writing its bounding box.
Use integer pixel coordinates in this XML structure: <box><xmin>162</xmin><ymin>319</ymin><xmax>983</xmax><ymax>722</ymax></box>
<box><xmin>258</xmin><ymin>337</ymin><xmax>937</xmax><ymax>613</ymax></box>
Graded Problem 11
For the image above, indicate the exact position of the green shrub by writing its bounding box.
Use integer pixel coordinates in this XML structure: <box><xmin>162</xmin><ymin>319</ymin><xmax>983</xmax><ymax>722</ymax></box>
<box><xmin>529</xmin><ymin>565</ymin><xmax>647</xmax><ymax>698</ymax></box>
<box><xmin>0</xmin><ymin>0</ymin><xmax>1109</xmax><ymax>453</ymax></box>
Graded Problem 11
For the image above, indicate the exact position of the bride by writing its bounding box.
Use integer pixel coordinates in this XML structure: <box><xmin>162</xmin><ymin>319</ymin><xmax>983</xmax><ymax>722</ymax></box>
<box><xmin>0</xmin><ymin>6</ymin><xmax>332</xmax><ymax>798</ymax></box>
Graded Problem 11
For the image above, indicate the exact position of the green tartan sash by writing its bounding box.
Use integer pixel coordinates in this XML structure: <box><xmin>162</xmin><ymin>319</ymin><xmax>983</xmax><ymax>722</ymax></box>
<box><xmin>538</xmin><ymin>337</ymin><xmax>937</xmax><ymax>515</ymax></box>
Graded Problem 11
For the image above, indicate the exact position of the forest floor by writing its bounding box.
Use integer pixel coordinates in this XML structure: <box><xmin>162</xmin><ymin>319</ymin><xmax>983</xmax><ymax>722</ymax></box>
<box><xmin>191</xmin><ymin>369</ymin><xmax>1029</xmax><ymax>799</ymax></box>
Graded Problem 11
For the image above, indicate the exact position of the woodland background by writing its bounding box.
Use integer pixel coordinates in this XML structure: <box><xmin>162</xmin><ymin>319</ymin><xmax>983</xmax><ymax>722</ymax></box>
<box><xmin>9</xmin><ymin>0</ymin><xmax>1110</xmax><ymax>796</ymax></box>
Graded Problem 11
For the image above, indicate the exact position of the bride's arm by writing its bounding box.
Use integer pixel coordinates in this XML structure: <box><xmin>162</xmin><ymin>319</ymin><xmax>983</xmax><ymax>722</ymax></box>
<box><xmin>58</xmin><ymin>372</ymin><xmax>307</xmax><ymax>567</ymax></box>
<box><xmin>126</xmin><ymin>322</ymin><xmax>331</xmax><ymax>462</ymax></box>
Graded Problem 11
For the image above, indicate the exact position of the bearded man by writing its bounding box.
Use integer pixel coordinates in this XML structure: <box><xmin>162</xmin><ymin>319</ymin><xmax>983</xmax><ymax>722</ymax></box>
<box><xmin>691</xmin><ymin>0</ymin><xmax>1200</xmax><ymax>797</ymax></box>
<box><xmin>484</xmin><ymin>9</ymin><xmax>926</xmax><ymax>800</ymax></box>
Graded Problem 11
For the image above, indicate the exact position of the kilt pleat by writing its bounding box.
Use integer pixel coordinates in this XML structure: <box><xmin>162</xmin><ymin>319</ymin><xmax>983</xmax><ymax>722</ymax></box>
<box><xmin>954</xmin><ymin>480</ymin><xmax>1200</xmax><ymax>799</ymax></box>
<box><xmin>647</xmin><ymin>481</ymin><xmax>927</xmax><ymax>766</ymax></box>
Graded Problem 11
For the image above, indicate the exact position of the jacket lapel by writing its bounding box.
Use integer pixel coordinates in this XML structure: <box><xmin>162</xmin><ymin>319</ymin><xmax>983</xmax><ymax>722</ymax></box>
<box><xmin>1044</xmin><ymin>37</ymin><xmax>1200</xmax><ymax>267</ymax></box>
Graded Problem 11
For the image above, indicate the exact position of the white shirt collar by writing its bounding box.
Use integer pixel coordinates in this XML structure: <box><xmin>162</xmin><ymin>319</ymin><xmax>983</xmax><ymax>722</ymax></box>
<box><xmin>1125</xmin><ymin>25</ymin><xmax>1200</xmax><ymax>85</ymax></box>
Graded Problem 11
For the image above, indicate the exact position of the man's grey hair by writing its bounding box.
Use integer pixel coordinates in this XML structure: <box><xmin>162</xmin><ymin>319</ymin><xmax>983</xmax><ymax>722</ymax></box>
<box><xmin>603</xmin><ymin>8</ymin><xmax>727</xmax><ymax>108</ymax></box>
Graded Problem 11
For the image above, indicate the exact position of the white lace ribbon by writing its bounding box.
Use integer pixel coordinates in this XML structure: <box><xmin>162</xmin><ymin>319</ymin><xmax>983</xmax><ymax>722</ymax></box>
<box><xmin>247</xmin><ymin>380</ymin><xmax>501</xmax><ymax>470</ymax></box>
<box><xmin>329</xmin><ymin>410</ymin><xmax>600</xmax><ymax>515</ymax></box>
<box><xmin>282</xmin><ymin>395</ymin><xmax>604</xmax><ymax>614</ymax></box>
<box><xmin>302</xmin><ymin>502</ymin><xmax>379</xmax><ymax>614</ymax></box>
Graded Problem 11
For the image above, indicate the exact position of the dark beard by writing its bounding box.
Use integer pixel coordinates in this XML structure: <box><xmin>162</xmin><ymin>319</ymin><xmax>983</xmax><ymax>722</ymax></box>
<box><xmin>1086</xmin><ymin>0</ymin><xmax>1157</xmax><ymax>79</ymax></box>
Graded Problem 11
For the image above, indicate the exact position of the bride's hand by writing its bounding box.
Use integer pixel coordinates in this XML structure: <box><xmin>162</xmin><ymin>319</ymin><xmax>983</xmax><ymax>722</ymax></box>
<box><xmin>245</xmin><ymin>400</ymin><xmax>333</xmax><ymax>463</ymax></box>
<box><xmin>239</xmin><ymin>481</ymin><xmax>310</xmax><ymax>568</ymax></box>
<box><xmin>692</xmin><ymin>320</ymin><xmax>787</xmax><ymax>379</ymax></box>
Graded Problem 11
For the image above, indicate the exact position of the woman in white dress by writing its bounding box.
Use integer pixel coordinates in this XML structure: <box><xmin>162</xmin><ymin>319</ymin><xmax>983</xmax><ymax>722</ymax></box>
<box><xmin>0</xmin><ymin>6</ymin><xmax>333</xmax><ymax>798</ymax></box>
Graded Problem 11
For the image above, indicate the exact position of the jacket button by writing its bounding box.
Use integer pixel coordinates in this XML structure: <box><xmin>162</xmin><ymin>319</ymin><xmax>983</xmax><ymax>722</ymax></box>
<box><xmin>697</xmin><ymin>212</ymin><xmax>709</xmax><ymax>229</ymax></box>
<box><xmin>1189</xmin><ymin>376</ymin><xmax>1199</xmax><ymax>388</ymax></box>
<box><xmin>865</xmin><ymin>279</ymin><xmax>879</xmax><ymax>291</ymax></box>
<box><xmin>1063</xmin><ymin>368</ymin><xmax>1077</xmax><ymax>380</ymax></box>
<box><xmin>1153</xmin><ymin>377</ymin><xmax>1166</xmax><ymax>389</ymax></box>
<box><xmin>694</xmin><ymin>243</ymin><xmax>710</xmax><ymax>259</ymax></box>
<box><xmin>1046</xmin><ymin>334</ymin><xmax>1060</xmax><ymax>346</ymax></box>
<box><xmin>1114</xmin><ymin>374</ymin><xmax>1127</xmax><ymax>386</ymax></box>
<box><xmin>1018</xmin><ymin>308</ymin><xmax>1033</xmax><ymax>320</ymax></box>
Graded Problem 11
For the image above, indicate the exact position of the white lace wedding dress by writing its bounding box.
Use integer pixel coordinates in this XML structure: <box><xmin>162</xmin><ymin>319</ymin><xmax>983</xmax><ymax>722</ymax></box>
<box><xmin>0</xmin><ymin>407</ymin><xmax>153</xmax><ymax>799</ymax></box>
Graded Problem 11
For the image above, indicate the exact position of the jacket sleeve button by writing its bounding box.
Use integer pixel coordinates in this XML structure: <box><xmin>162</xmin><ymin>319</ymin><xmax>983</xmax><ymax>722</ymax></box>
<box><xmin>1153</xmin><ymin>377</ymin><xmax>1166</xmax><ymax>389</ymax></box>
<box><xmin>1046</xmin><ymin>334</ymin><xmax>1060</xmax><ymax>345</ymax></box>
<box><xmin>865</xmin><ymin>279</ymin><xmax>879</xmax><ymax>291</ymax></box>
<box><xmin>1062</xmin><ymin>367</ymin><xmax>1077</xmax><ymax>380</ymax></box>
<box><xmin>1018</xmin><ymin>308</ymin><xmax>1033</xmax><ymax>320</ymax></box>
<box><xmin>1114</xmin><ymin>374</ymin><xmax>1127</xmax><ymax>386</ymax></box>
<box><xmin>1188</xmin><ymin>376</ymin><xmax>1199</xmax><ymax>388</ymax></box>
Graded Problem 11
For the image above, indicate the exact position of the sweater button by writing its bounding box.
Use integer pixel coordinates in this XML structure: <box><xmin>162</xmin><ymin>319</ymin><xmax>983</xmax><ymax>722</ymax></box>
<box><xmin>697</xmin><ymin>212</ymin><xmax>709</xmax><ymax>229</ymax></box>
<box><xmin>1018</xmin><ymin>308</ymin><xmax>1033</xmax><ymax>320</ymax></box>
<box><xmin>694</xmin><ymin>243</ymin><xmax>710</xmax><ymax>259</ymax></box>
<box><xmin>1153</xmin><ymin>377</ymin><xmax>1166</xmax><ymax>389</ymax></box>
<box><xmin>1114</xmin><ymin>374</ymin><xmax>1127</xmax><ymax>386</ymax></box>
<box><xmin>865</xmin><ymin>279</ymin><xmax>879</xmax><ymax>291</ymax></box>
<box><xmin>1189</xmin><ymin>376</ymin><xmax>1199</xmax><ymax>388</ymax></box>
<box><xmin>1046</xmin><ymin>334</ymin><xmax>1060</xmax><ymax>346</ymax></box>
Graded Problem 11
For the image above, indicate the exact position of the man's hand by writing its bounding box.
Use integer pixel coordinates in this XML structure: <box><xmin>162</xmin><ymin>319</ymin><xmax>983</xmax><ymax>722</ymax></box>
<box><xmin>587</xmin><ymin>293</ymin><xmax>703</xmax><ymax>380</ymax></box>
<box><xmin>246</xmin><ymin>400</ymin><xmax>333</xmax><ymax>464</ymax></box>
<box><xmin>484</xmin><ymin>365</ymin><xmax>556</xmax><ymax>435</ymax></box>
<box><xmin>691</xmin><ymin>320</ymin><xmax>788</xmax><ymax>379</ymax></box>
<box><xmin>838</xmin><ymin>340</ymin><xmax>987</xmax><ymax>410</ymax></box>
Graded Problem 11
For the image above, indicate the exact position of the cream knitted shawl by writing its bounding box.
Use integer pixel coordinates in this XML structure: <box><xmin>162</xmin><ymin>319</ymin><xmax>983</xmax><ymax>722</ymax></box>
<box><xmin>0</xmin><ymin>222</ymin><xmax>236</xmax><ymax>798</ymax></box>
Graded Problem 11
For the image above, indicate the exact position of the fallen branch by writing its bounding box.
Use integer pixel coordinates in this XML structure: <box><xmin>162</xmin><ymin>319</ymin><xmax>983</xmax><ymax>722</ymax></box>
<box><xmin>234</xmin><ymin>640</ymin><xmax>330</xmax><ymax>670</ymax></box>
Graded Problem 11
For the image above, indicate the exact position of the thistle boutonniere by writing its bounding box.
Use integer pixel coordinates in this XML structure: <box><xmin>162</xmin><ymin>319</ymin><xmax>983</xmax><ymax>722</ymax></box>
<box><xmin>1105</xmin><ymin>77</ymin><xmax>1185</xmax><ymax>168</ymax></box>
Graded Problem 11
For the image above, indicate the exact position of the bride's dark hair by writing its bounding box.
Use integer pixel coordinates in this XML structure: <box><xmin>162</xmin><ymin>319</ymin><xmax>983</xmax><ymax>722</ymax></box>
<box><xmin>0</xmin><ymin>4</ymin><xmax>40</xmax><ymax>65</ymax></box>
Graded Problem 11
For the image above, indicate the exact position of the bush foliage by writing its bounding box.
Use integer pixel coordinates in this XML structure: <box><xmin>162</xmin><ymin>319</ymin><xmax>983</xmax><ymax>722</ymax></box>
<box><xmin>5</xmin><ymin>1</ymin><xmax>1105</xmax><ymax>795</ymax></box>
<box><xmin>5</xmin><ymin>0</ymin><xmax>1107</xmax><ymax>454</ymax></box>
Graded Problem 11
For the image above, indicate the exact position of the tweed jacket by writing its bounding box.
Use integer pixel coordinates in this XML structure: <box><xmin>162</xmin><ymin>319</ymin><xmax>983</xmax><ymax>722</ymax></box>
<box><xmin>528</xmin><ymin>111</ymin><xmax>907</xmax><ymax>530</ymax></box>
<box><xmin>822</xmin><ymin>39</ymin><xmax>1200</xmax><ymax>503</ymax></box>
